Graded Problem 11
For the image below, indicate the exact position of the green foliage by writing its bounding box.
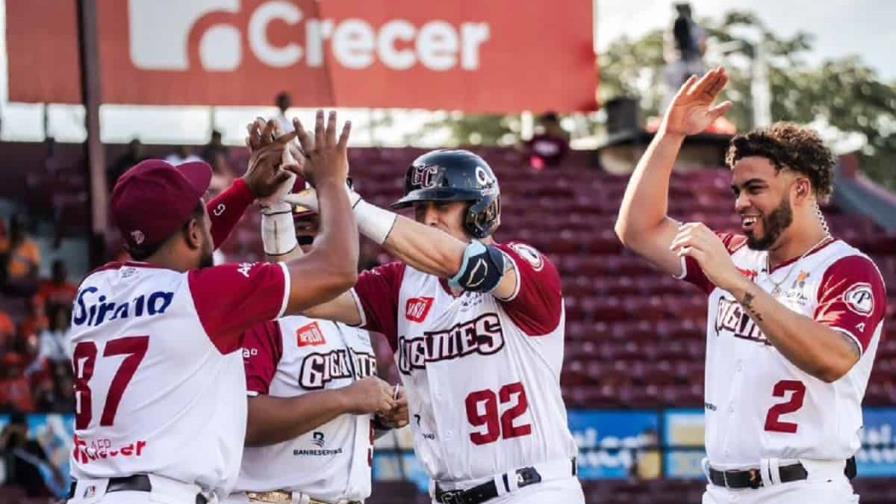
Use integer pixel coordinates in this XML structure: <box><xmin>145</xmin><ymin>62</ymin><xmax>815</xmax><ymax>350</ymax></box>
<box><xmin>603</xmin><ymin>9</ymin><xmax>896</xmax><ymax>189</ymax></box>
<box><xmin>413</xmin><ymin>9</ymin><xmax>896</xmax><ymax>189</ymax></box>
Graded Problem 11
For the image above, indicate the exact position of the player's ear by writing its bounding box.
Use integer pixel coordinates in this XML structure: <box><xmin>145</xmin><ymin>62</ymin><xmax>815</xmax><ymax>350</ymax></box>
<box><xmin>183</xmin><ymin>217</ymin><xmax>203</xmax><ymax>251</ymax></box>
<box><xmin>793</xmin><ymin>177</ymin><xmax>812</xmax><ymax>203</ymax></box>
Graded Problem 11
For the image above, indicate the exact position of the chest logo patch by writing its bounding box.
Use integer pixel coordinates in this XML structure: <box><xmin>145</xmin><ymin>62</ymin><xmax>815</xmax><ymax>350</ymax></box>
<box><xmin>406</xmin><ymin>297</ymin><xmax>434</xmax><ymax>323</ymax></box>
<box><xmin>844</xmin><ymin>283</ymin><xmax>874</xmax><ymax>316</ymax></box>
<box><xmin>297</xmin><ymin>322</ymin><xmax>326</xmax><ymax>347</ymax></box>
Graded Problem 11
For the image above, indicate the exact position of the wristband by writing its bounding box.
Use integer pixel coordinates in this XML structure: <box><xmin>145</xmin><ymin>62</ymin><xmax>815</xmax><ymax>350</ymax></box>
<box><xmin>353</xmin><ymin>199</ymin><xmax>397</xmax><ymax>246</ymax></box>
<box><xmin>261</xmin><ymin>202</ymin><xmax>298</xmax><ymax>256</ymax></box>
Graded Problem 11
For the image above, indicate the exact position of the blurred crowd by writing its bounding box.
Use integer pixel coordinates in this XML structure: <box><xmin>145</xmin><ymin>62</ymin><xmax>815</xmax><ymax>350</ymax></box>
<box><xmin>0</xmin><ymin>218</ymin><xmax>77</xmax><ymax>415</ymax></box>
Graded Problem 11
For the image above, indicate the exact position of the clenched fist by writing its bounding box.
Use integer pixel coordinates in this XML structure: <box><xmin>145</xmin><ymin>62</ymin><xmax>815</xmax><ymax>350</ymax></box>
<box><xmin>339</xmin><ymin>377</ymin><xmax>397</xmax><ymax>415</ymax></box>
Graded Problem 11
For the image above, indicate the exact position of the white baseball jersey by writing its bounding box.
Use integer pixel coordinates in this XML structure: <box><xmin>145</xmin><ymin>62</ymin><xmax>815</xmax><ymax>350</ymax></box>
<box><xmin>234</xmin><ymin>316</ymin><xmax>378</xmax><ymax>501</ymax></box>
<box><xmin>68</xmin><ymin>259</ymin><xmax>289</xmax><ymax>497</ymax></box>
<box><xmin>353</xmin><ymin>241</ymin><xmax>578</xmax><ymax>485</ymax></box>
<box><xmin>679</xmin><ymin>235</ymin><xmax>887</xmax><ymax>469</ymax></box>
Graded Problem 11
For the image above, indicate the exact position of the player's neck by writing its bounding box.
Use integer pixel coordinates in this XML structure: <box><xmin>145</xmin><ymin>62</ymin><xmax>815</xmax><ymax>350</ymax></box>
<box><xmin>767</xmin><ymin>218</ymin><xmax>829</xmax><ymax>270</ymax></box>
<box><xmin>144</xmin><ymin>245</ymin><xmax>198</xmax><ymax>273</ymax></box>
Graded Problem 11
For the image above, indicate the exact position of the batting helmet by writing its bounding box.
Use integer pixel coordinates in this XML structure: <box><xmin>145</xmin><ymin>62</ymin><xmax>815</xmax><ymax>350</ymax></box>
<box><xmin>391</xmin><ymin>150</ymin><xmax>501</xmax><ymax>238</ymax></box>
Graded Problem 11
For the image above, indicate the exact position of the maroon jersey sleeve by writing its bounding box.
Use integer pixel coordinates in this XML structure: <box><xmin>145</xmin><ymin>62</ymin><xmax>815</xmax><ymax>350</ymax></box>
<box><xmin>679</xmin><ymin>232</ymin><xmax>748</xmax><ymax>294</ymax></box>
<box><xmin>814</xmin><ymin>255</ymin><xmax>887</xmax><ymax>353</ymax></box>
<box><xmin>242</xmin><ymin>321</ymin><xmax>284</xmax><ymax>395</ymax></box>
<box><xmin>495</xmin><ymin>242</ymin><xmax>563</xmax><ymax>337</ymax></box>
<box><xmin>188</xmin><ymin>262</ymin><xmax>289</xmax><ymax>354</ymax></box>
<box><xmin>206</xmin><ymin>178</ymin><xmax>255</xmax><ymax>249</ymax></box>
<box><xmin>353</xmin><ymin>262</ymin><xmax>405</xmax><ymax>350</ymax></box>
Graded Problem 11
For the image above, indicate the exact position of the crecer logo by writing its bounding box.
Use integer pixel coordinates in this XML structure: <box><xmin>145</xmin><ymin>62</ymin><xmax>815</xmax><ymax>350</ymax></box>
<box><xmin>128</xmin><ymin>0</ymin><xmax>491</xmax><ymax>72</ymax></box>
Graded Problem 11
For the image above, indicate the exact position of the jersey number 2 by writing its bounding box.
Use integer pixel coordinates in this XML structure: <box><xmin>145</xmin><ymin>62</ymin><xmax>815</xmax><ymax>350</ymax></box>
<box><xmin>465</xmin><ymin>382</ymin><xmax>532</xmax><ymax>445</ymax></box>
<box><xmin>72</xmin><ymin>336</ymin><xmax>149</xmax><ymax>430</ymax></box>
<box><xmin>763</xmin><ymin>380</ymin><xmax>806</xmax><ymax>433</ymax></box>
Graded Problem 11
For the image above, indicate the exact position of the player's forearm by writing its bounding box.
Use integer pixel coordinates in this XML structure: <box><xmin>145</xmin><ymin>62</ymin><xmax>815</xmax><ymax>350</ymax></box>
<box><xmin>729</xmin><ymin>279</ymin><xmax>860</xmax><ymax>382</ymax></box>
<box><xmin>315</xmin><ymin>179</ymin><xmax>359</xmax><ymax>273</ymax></box>
<box><xmin>301</xmin><ymin>291</ymin><xmax>363</xmax><ymax>326</ymax></box>
<box><xmin>207</xmin><ymin>178</ymin><xmax>255</xmax><ymax>249</ymax></box>
<box><xmin>245</xmin><ymin>391</ymin><xmax>352</xmax><ymax>447</ymax></box>
<box><xmin>382</xmin><ymin>216</ymin><xmax>466</xmax><ymax>278</ymax></box>
<box><xmin>284</xmin><ymin>179</ymin><xmax>358</xmax><ymax>304</ymax></box>
<box><xmin>615</xmin><ymin>132</ymin><xmax>684</xmax><ymax>246</ymax></box>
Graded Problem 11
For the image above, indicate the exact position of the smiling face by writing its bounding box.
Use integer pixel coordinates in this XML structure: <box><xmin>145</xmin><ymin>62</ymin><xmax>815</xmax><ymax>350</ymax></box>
<box><xmin>730</xmin><ymin>156</ymin><xmax>810</xmax><ymax>251</ymax></box>
<box><xmin>413</xmin><ymin>200</ymin><xmax>471</xmax><ymax>242</ymax></box>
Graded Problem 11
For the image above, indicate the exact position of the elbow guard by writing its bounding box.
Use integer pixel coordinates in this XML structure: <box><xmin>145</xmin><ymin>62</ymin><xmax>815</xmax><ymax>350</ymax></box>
<box><xmin>448</xmin><ymin>241</ymin><xmax>506</xmax><ymax>292</ymax></box>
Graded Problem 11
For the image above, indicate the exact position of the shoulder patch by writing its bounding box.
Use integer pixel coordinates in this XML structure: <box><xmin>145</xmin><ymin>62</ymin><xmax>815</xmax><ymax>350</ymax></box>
<box><xmin>509</xmin><ymin>243</ymin><xmax>544</xmax><ymax>271</ymax></box>
<box><xmin>843</xmin><ymin>283</ymin><xmax>874</xmax><ymax>316</ymax></box>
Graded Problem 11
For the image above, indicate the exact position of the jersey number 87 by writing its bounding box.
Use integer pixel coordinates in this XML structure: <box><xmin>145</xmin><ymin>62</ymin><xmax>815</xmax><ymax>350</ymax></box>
<box><xmin>72</xmin><ymin>336</ymin><xmax>150</xmax><ymax>430</ymax></box>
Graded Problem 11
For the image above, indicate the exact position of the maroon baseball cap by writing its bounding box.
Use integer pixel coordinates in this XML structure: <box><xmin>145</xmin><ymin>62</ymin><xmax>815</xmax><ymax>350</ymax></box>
<box><xmin>110</xmin><ymin>159</ymin><xmax>212</xmax><ymax>252</ymax></box>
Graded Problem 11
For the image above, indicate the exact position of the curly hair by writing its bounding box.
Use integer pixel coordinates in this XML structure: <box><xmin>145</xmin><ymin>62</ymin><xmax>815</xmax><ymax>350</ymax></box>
<box><xmin>725</xmin><ymin>122</ymin><xmax>835</xmax><ymax>202</ymax></box>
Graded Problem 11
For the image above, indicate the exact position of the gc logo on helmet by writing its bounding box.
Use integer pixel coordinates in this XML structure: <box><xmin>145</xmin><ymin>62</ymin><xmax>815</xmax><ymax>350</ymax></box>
<box><xmin>392</xmin><ymin>149</ymin><xmax>501</xmax><ymax>239</ymax></box>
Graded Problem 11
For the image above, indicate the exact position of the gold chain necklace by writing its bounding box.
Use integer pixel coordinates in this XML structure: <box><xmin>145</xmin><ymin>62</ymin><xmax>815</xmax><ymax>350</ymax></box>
<box><xmin>766</xmin><ymin>235</ymin><xmax>833</xmax><ymax>296</ymax></box>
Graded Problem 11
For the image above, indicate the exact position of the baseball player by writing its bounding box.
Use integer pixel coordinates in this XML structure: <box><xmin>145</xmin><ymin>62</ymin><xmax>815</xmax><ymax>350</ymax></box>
<box><xmin>225</xmin><ymin>208</ymin><xmax>408</xmax><ymax>504</ymax></box>
<box><xmin>284</xmin><ymin>149</ymin><xmax>584</xmax><ymax>504</ymax></box>
<box><xmin>66</xmin><ymin>112</ymin><xmax>359</xmax><ymax>504</ymax></box>
<box><xmin>615</xmin><ymin>67</ymin><xmax>887</xmax><ymax>503</ymax></box>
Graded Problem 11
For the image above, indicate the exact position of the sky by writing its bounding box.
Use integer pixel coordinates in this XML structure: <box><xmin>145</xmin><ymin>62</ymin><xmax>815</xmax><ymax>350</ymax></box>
<box><xmin>1</xmin><ymin>0</ymin><xmax>894</xmax><ymax>145</ymax></box>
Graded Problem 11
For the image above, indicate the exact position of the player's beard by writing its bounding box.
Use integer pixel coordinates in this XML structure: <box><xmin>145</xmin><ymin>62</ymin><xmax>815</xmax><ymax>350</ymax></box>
<box><xmin>198</xmin><ymin>238</ymin><xmax>214</xmax><ymax>268</ymax></box>
<box><xmin>746</xmin><ymin>196</ymin><xmax>793</xmax><ymax>250</ymax></box>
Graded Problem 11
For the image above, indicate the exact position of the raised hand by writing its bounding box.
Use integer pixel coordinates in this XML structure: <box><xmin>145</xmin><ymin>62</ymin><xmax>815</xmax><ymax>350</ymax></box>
<box><xmin>660</xmin><ymin>67</ymin><xmax>733</xmax><ymax>137</ymax></box>
<box><xmin>243</xmin><ymin>117</ymin><xmax>300</xmax><ymax>199</ymax></box>
<box><xmin>293</xmin><ymin>110</ymin><xmax>351</xmax><ymax>187</ymax></box>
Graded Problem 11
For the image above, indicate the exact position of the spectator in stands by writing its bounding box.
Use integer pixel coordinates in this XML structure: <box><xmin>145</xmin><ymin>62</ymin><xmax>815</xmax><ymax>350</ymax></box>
<box><xmin>37</xmin><ymin>305</ymin><xmax>72</xmax><ymax>364</ymax></box>
<box><xmin>18</xmin><ymin>296</ymin><xmax>48</xmax><ymax>344</ymax></box>
<box><xmin>201</xmin><ymin>129</ymin><xmax>237</xmax><ymax>191</ymax></box>
<box><xmin>201</xmin><ymin>129</ymin><xmax>230</xmax><ymax>164</ymax></box>
<box><xmin>0</xmin><ymin>353</ymin><xmax>35</xmax><ymax>412</ymax></box>
<box><xmin>273</xmin><ymin>91</ymin><xmax>294</xmax><ymax>133</ymax></box>
<box><xmin>49</xmin><ymin>361</ymin><xmax>75</xmax><ymax>413</ymax></box>
<box><xmin>0</xmin><ymin>214</ymin><xmax>41</xmax><ymax>296</ymax></box>
<box><xmin>663</xmin><ymin>3</ymin><xmax>706</xmax><ymax>100</ymax></box>
<box><xmin>165</xmin><ymin>145</ymin><xmax>203</xmax><ymax>165</ymax></box>
<box><xmin>0</xmin><ymin>309</ymin><xmax>14</xmax><ymax>352</ymax></box>
<box><xmin>0</xmin><ymin>413</ymin><xmax>55</xmax><ymax>498</ymax></box>
<box><xmin>108</xmin><ymin>138</ymin><xmax>147</xmax><ymax>189</ymax></box>
<box><xmin>33</xmin><ymin>305</ymin><xmax>72</xmax><ymax>369</ymax></box>
<box><xmin>36</xmin><ymin>259</ymin><xmax>77</xmax><ymax>310</ymax></box>
<box><xmin>523</xmin><ymin>112</ymin><xmax>571</xmax><ymax>170</ymax></box>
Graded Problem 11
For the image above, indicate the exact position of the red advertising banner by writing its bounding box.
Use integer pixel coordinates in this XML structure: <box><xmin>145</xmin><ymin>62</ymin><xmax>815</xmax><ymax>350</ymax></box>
<box><xmin>7</xmin><ymin>0</ymin><xmax>597</xmax><ymax>112</ymax></box>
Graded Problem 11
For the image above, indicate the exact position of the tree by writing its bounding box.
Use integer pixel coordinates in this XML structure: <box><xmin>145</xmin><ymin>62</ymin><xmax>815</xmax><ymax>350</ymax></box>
<box><xmin>601</xmin><ymin>9</ymin><xmax>896</xmax><ymax>189</ymax></box>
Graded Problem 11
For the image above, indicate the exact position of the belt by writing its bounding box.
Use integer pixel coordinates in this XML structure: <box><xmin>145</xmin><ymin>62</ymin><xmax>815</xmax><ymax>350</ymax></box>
<box><xmin>67</xmin><ymin>474</ymin><xmax>208</xmax><ymax>504</ymax></box>
<box><xmin>246</xmin><ymin>490</ymin><xmax>360</xmax><ymax>504</ymax></box>
<box><xmin>434</xmin><ymin>458</ymin><xmax>576</xmax><ymax>504</ymax></box>
<box><xmin>708</xmin><ymin>456</ymin><xmax>856</xmax><ymax>489</ymax></box>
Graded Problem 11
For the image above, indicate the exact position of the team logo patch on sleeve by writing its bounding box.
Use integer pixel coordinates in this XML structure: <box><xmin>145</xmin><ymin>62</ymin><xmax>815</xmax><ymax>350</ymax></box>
<box><xmin>297</xmin><ymin>322</ymin><xmax>326</xmax><ymax>347</ymax></box>
<box><xmin>509</xmin><ymin>243</ymin><xmax>544</xmax><ymax>271</ymax></box>
<box><xmin>843</xmin><ymin>283</ymin><xmax>874</xmax><ymax>315</ymax></box>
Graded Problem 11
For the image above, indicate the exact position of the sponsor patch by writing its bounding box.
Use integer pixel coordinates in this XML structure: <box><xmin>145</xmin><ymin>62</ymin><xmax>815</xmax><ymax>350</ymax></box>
<box><xmin>509</xmin><ymin>243</ymin><xmax>544</xmax><ymax>271</ymax></box>
<box><xmin>843</xmin><ymin>283</ymin><xmax>874</xmax><ymax>315</ymax></box>
<box><xmin>296</xmin><ymin>322</ymin><xmax>326</xmax><ymax>347</ymax></box>
<box><xmin>405</xmin><ymin>297</ymin><xmax>434</xmax><ymax>322</ymax></box>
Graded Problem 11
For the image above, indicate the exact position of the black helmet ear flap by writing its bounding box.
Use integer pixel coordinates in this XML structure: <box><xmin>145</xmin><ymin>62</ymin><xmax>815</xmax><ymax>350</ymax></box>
<box><xmin>466</xmin><ymin>194</ymin><xmax>501</xmax><ymax>239</ymax></box>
